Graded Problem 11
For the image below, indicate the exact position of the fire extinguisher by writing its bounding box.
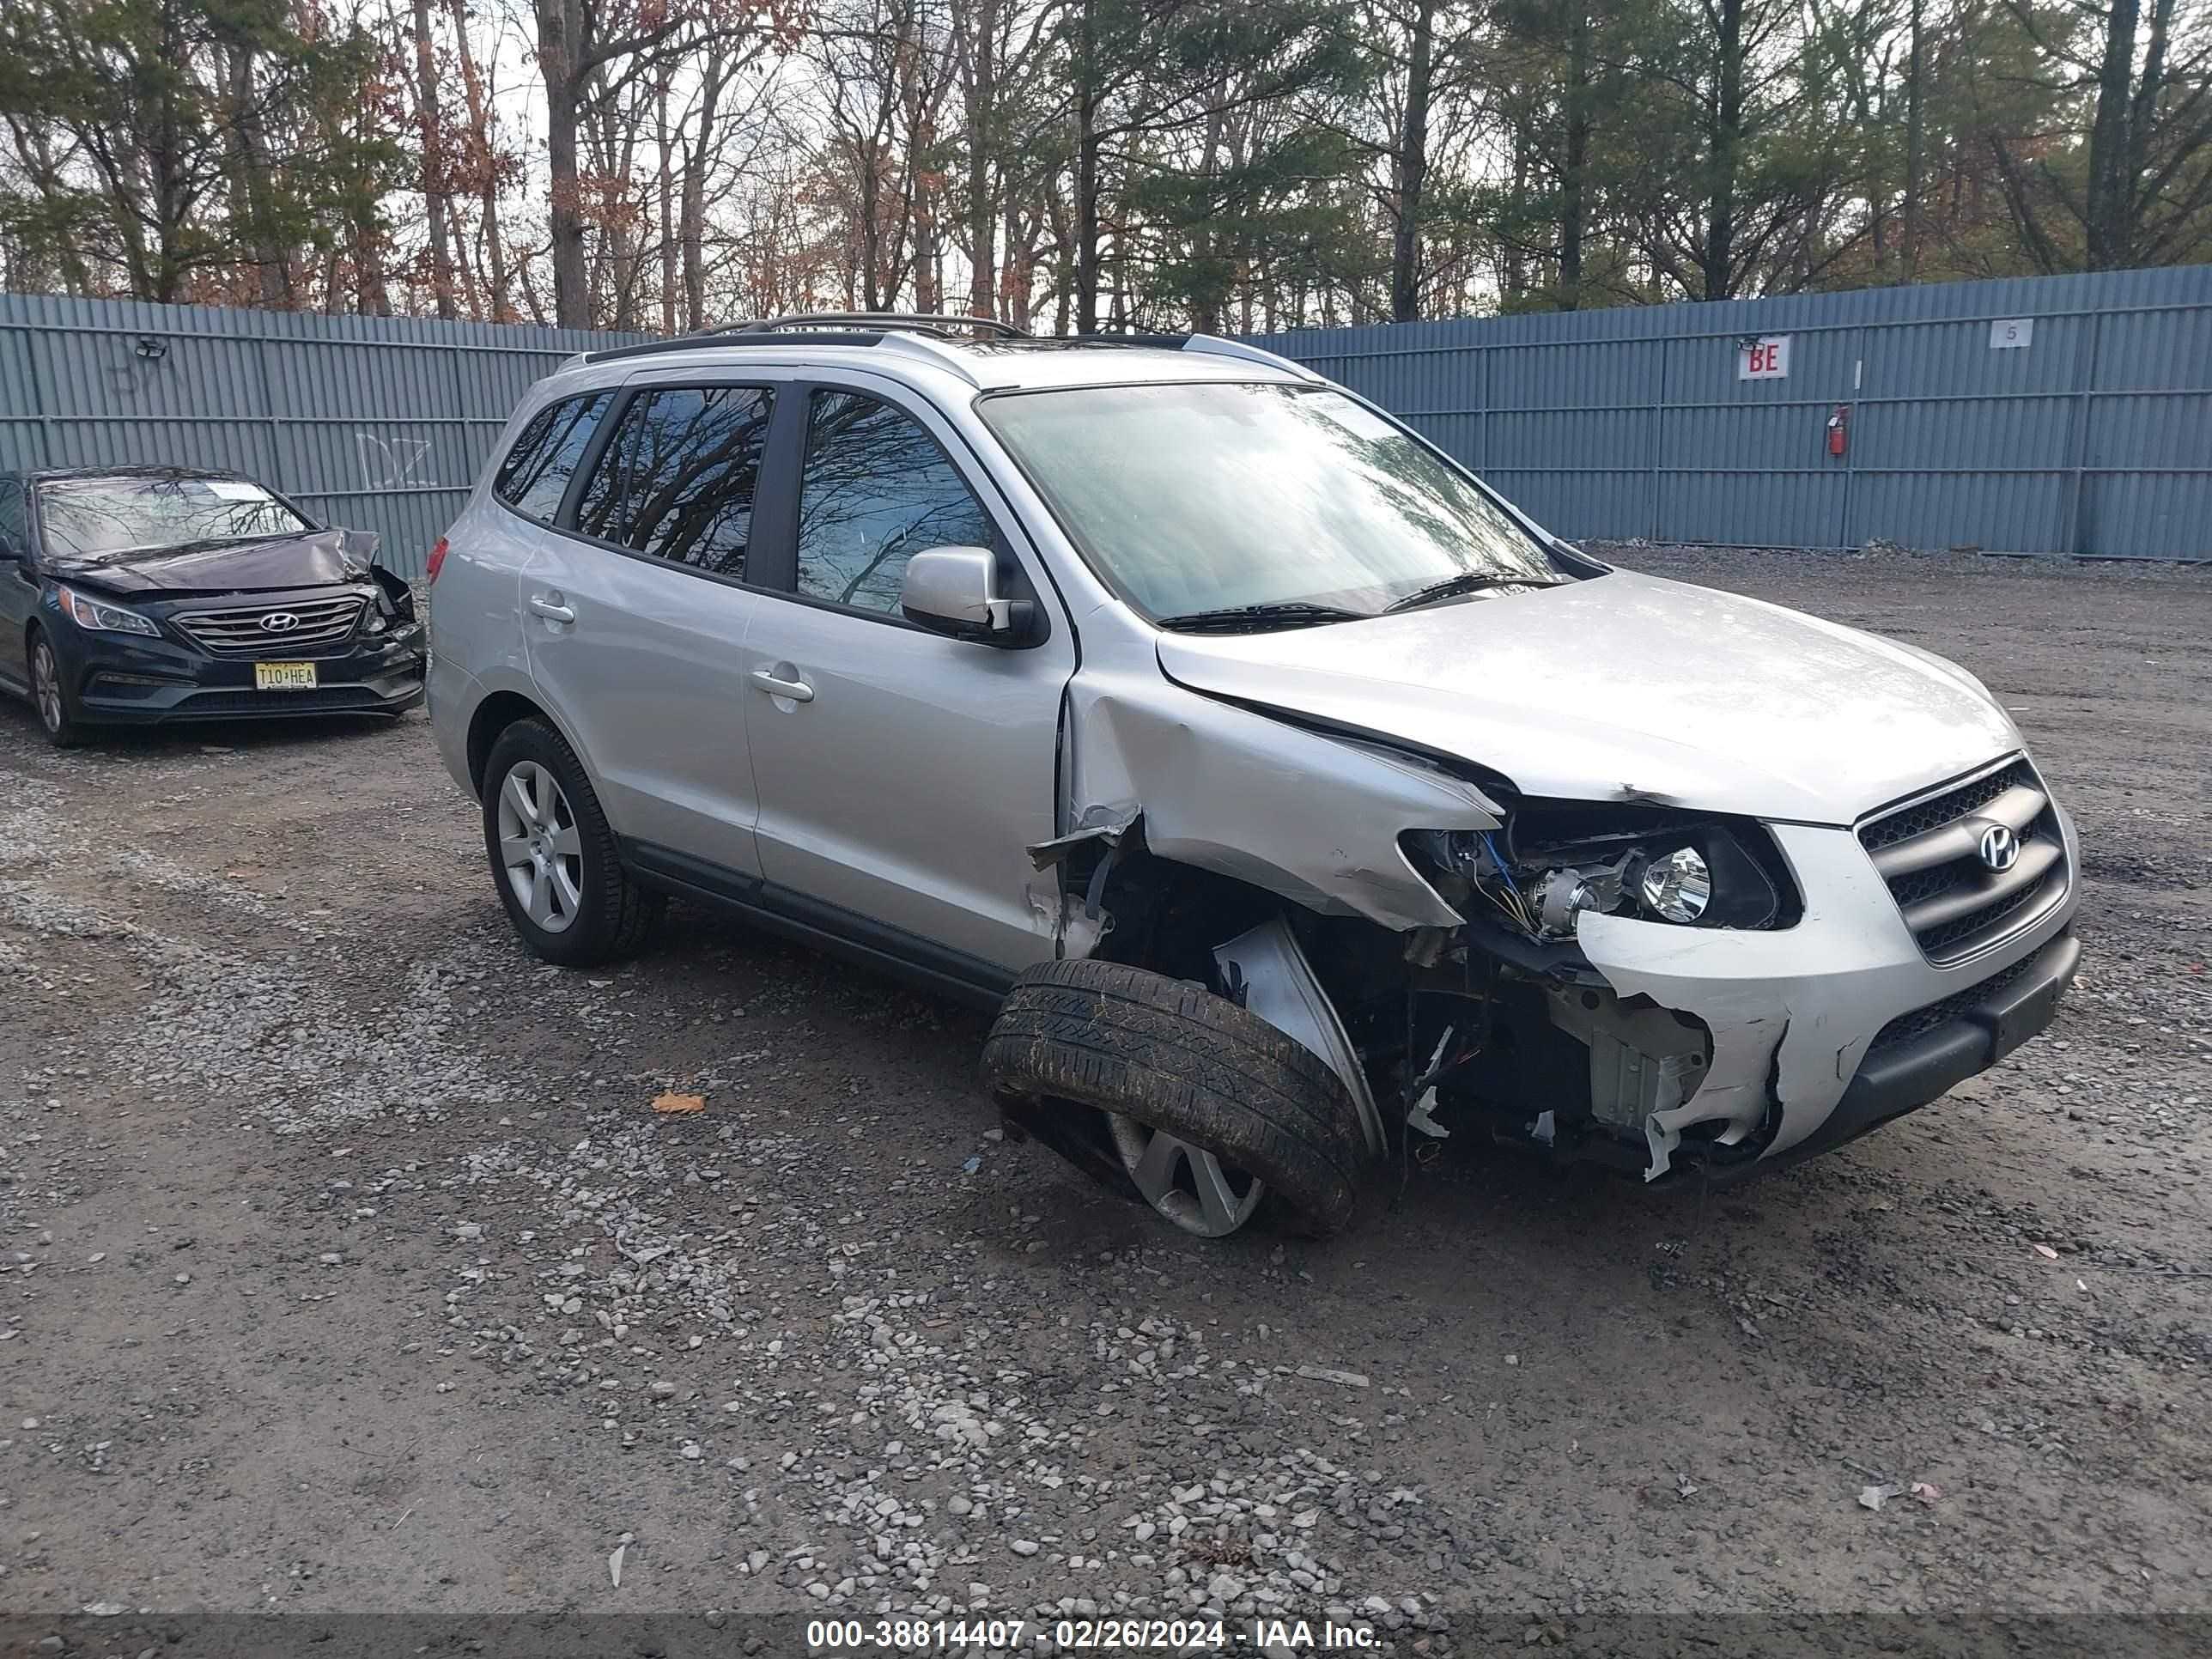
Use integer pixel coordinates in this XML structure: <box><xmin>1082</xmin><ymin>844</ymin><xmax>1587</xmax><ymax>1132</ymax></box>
<box><xmin>1827</xmin><ymin>404</ymin><xmax>1850</xmax><ymax>457</ymax></box>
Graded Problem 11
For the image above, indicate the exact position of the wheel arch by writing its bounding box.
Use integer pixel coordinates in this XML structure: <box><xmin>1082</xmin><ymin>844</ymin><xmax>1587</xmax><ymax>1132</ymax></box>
<box><xmin>465</xmin><ymin>687</ymin><xmax>592</xmax><ymax>799</ymax></box>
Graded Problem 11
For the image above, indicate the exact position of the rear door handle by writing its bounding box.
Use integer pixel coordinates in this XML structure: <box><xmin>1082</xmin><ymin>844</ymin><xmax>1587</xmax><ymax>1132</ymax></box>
<box><xmin>528</xmin><ymin>594</ymin><xmax>574</xmax><ymax>623</ymax></box>
<box><xmin>750</xmin><ymin>669</ymin><xmax>814</xmax><ymax>703</ymax></box>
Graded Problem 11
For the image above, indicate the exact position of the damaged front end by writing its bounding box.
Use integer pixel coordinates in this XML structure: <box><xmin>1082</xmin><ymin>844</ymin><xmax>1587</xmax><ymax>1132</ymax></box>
<box><xmin>1396</xmin><ymin>801</ymin><xmax>1808</xmax><ymax>1178</ymax></box>
<box><xmin>1033</xmin><ymin>676</ymin><xmax>2077</xmax><ymax>1198</ymax></box>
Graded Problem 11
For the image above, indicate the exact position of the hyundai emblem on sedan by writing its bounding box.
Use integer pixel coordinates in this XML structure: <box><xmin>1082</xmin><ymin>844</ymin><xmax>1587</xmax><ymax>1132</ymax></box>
<box><xmin>1979</xmin><ymin>823</ymin><xmax>2021</xmax><ymax>872</ymax></box>
<box><xmin>260</xmin><ymin>611</ymin><xmax>301</xmax><ymax>632</ymax></box>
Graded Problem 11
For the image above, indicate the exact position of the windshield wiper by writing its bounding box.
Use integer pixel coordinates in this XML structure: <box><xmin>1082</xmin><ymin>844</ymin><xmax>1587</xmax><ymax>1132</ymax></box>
<box><xmin>1382</xmin><ymin>571</ymin><xmax>1562</xmax><ymax>613</ymax></box>
<box><xmin>1153</xmin><ymin>601</ymin><xmax>1367</xmax><ymax>635</ymax></box>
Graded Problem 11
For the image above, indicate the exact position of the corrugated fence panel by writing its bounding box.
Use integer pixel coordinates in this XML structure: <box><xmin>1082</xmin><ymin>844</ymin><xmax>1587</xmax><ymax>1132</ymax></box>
<box><xmin>1251</xmin><ymin>265</ymin><xmax>2212</xmax><ymax>560</ymax></box>
<box><xmin>5</xmin><ymin>276</ymin><xmax>2207</xmax><ymax>568</ymax></box>
<box><xmin>0</xmin><ymin>294</ymin><xmax>644</xmax><ymax>579</ymax></box>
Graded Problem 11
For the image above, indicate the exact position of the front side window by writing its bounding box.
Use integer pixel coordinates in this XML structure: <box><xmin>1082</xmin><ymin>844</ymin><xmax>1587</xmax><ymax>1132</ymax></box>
<box><xmin>0</xmin><ymin>479</ymin><xmax>25</xmax><ymax>552</ymax></box>
<box><xmin>978</xmin><ymin>382</ymin><xmax>1564</xmax><ymax>625</ymax></box>
<box><xmin>794</xmin><ymin>391</ymin><xmax>994</xmax><ymax>615</ymax></box>
<box><xmin>495</xmin><ymin>392</ymin><xmax>611</xmax><ymax>520</ymax></box>
<box><xmin>574</xmin><ymin>386</ymin><xmax>771</xmax><ymax>579</ymax></box>
<box><xmin>33</xmin><ymin>474</ymin><xmax>313</xmax><ymax>561</ymax></box>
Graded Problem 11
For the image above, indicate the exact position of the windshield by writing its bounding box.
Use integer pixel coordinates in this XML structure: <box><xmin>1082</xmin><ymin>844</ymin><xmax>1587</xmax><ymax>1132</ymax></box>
<box><xmin>979</xmin><ymin>382</ymin><xmax>1565</xmax><ymax>623</ymax></box>
<box><xmin>36</xmin><ymin>476</ymin><xmax>313</xmax><ymax>560</ymax></box>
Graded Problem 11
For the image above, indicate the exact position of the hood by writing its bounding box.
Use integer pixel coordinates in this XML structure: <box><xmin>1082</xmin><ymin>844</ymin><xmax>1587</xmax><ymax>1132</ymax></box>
<box><xmin>1154</xmin><ymin>570</ymin><xmax>2021</xmax><ymax>824</ymax></box>
<box><xmin>47</xmin><ymin>528</ymin><xmax>380</xmax><ymax>598</ymax></box>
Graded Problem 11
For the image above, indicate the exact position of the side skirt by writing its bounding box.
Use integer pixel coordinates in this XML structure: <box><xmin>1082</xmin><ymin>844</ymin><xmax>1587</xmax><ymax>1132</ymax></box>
<box><xmin>620</xmin><ymin>838</ymin><xmax>1016</xmax><ymax>1013</ymax></box>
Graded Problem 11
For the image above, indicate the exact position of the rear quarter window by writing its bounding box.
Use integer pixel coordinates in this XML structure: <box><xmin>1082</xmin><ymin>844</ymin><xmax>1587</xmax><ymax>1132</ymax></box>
<box><xmin>495</xmin><ymin>392</ymin><xmax>612</xmax><ymax>520</ymax></box>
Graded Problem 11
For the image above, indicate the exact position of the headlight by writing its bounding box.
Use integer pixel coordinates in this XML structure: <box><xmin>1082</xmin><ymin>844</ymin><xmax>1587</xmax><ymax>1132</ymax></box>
<box><xmin>1408</xmin><ymin>812</ymin><xmax>1796</xmax><ymax>939</ymax></box>
<box><xmin>1638</xmin><ymin>846</ymin><xmax>1711</xmax><ymax>923</ymax></box>
<box><xmin>56</xmin><ymin>585</ymin><xmax>161</xmax><ymax>638</ymax></box>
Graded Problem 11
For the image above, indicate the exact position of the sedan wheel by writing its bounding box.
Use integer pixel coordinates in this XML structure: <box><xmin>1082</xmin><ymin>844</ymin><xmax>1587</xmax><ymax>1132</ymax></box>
<box><xmin>29</xmin><ymin>635</ymin><xmax>81</xmax><ymax>747</ymax></box>
<box><xmin>495</xmin><ymin>758</ymin><xmax>585</xmax><ymax>933</ymax></box>
<box><xmin>1108</xmin><ymin>1112</ymin><xmax>1267</xmax><ymax>1238</ymax></box>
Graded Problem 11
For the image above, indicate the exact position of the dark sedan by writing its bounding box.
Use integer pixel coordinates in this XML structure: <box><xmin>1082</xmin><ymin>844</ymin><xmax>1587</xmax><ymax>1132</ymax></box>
<box><xmin>0</xmin><ymin>466</ymin><xmax>425</xmax><ymax>745</ymax></box>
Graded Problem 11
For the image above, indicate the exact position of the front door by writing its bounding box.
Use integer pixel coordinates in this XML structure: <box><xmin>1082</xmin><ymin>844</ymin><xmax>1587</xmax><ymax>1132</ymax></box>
<box><xmin>0</xmin><ymin>478</ymin><xmax>33</xmax><ymax>690</ymax></box>
<box><xmin>743</xmin><ymin>382</ymin><xmax>1075</xmax><ymax>974</ymax></box>
<box><xmin>521</xmin><ymin>377</ymin><xmax>778</xmax><ymax>881</ymax></box>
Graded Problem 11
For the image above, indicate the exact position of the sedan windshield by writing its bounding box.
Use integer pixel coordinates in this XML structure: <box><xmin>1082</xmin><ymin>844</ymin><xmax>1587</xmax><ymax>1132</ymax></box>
<box><xmin>37</xmin><ymin>476</ymin><xmax>312</xmax><ymax>560</ymax></box>
<box><xmin>979</xmin><ymin>382</ymin><xmax>1565</xmax><ymax>626</ymax></box>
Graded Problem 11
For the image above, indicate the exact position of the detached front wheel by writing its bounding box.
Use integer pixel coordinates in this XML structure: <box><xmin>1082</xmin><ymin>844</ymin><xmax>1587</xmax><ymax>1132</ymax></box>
<box><xmin>981</xmin><ymin>958</ymin><xmax>1367</xmax><ymax>1238</ymax></box>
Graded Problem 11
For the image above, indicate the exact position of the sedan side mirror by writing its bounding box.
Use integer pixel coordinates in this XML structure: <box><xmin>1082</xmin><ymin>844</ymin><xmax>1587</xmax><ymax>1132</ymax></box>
<box><xmin>901</xmin><ymin>545</ymin><xmax>1035</xmax><ymax>646</ymax></box>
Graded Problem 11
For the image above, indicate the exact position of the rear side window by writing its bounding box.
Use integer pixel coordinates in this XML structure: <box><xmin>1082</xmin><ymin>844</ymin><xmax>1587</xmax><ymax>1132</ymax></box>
<box><xmin>0</xmin><ymin>479</ymin><xmax>25</xmax><ymax>553</ymax></box>
<box><xmin>495</xmin><ymin>392</ymin><xmax>611</xmax><ymax>520</ymax></box>
<box><xmin>794</xmin><ymin>391</ymin><xmax>994</xmax><ymax>615</ymax></box>
<box><xmin>574</xmin><ymin>386</ymin><xmax>773</xmax><ymax>579</ymax></box>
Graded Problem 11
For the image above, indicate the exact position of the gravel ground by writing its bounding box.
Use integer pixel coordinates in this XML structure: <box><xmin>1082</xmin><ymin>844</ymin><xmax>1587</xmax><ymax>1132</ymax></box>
<box><xmin>1</xmin><ymin>545</ymin><xmax>2208</xmax><ymax>1646</ymax></box>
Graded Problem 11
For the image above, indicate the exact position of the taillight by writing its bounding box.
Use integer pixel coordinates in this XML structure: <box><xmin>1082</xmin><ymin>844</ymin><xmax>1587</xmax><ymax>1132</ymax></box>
<box><xmin>426</xmin><ymin>536</ymin><xmax>449</xmax><ymax>584</ymax></box>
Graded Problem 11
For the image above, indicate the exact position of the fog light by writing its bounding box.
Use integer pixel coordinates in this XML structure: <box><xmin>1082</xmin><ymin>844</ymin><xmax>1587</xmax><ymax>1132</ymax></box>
<box><xmin>1640</xmin><ymin>847</ymin><xmax>1712</xmax><ymax>923</ymax></box>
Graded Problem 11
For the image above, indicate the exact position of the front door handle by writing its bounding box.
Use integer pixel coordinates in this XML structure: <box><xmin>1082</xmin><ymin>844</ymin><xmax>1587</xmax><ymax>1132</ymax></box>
<box><xmin>750</xmin><ymin>669</ymin><xmax>814</xmax><ymax>703</ymax></box>
<box><xmin>528</xmin><ymin>595</ymin><xmax>575</xmax><ymax>623</ymax></box>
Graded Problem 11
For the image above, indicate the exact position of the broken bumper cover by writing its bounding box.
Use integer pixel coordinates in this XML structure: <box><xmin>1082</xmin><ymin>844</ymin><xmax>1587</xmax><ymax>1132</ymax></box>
<box><xmin>1573</xmin><ymin>815</ymin><xmax>2082</xmax><ymax>1177</ymax></box>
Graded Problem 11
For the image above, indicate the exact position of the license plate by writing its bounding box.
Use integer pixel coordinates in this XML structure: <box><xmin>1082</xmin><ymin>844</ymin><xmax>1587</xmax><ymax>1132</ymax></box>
<box><xmin>254</xmin><ymin>661</ymin><xmax>318</xmax><ymax>691</ymax></box>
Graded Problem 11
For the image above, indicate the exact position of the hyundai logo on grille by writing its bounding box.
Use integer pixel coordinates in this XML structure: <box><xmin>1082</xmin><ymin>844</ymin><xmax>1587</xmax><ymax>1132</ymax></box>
<box><xmin>1977</xmin><ymin>823</ymin><xmax>2020</xmax><ymax>872</ymax></box>
<box><xmin>258</xmin><ymin>612</ymin><xmax>301</xmax><ymax>633</ymax></box>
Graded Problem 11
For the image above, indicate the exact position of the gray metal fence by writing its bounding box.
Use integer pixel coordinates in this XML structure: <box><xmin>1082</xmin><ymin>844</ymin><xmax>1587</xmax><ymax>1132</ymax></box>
<box><xmin>0</xmin><ymin>294</ymin><xmax>642</xmax><ymax>579</ymax></box>
<box><xmin>1251</xmin><ymin>265</ymin><xmax>2212</xmax><ymax>561</ymax></box>
<box><xmin>5</xmin><ymin>271</ymin><xmax>2209</xmax><ymax>574</ymax></box>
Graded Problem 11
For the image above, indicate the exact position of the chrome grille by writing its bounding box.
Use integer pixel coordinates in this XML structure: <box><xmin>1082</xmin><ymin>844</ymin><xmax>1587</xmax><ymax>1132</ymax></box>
<box><xmin>177</xmin><ymin>595</ymin><xmax>365</xmax><ymax>657</ymax></box>
<box><xmin>1857</xmin><ymin>757</ymin><xmax>2069</xmax><ymax>965</ymax></box>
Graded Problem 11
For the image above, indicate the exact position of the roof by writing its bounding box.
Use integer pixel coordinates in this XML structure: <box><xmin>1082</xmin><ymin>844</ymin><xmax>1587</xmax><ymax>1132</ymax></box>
<box><xmin>564</xmin><ymin>320</ymin><xmax>1322</xmax><ymax>394</ymax></box>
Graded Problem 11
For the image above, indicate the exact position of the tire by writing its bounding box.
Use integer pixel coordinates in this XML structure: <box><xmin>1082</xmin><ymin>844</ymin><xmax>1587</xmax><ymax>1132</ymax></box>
<box><xmin>27</xmin><ymin>629</ymin><xmax>86</xmax><ymax>749</ymax></box>
<box><xmin>481</xmin><ymin>717</ymin><xmax>662</xmax><ymax>967</ymax></box>
<box><xmin>981</xmin><ymin>957</ymin><xmax>1367</xmax><ymax>1237</ymax></box>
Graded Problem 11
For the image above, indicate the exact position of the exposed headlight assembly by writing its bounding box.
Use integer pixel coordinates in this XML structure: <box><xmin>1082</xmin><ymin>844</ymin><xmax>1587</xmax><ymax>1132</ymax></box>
<box><xmin>56</xmin><ymin>584</ymin><xmax>161</xmax><ymax>638</ymax></box>
<box><xmin>1410</xmin><ymin>810</ymin><xmax>1796</xmax><ymax>940</ymax></box>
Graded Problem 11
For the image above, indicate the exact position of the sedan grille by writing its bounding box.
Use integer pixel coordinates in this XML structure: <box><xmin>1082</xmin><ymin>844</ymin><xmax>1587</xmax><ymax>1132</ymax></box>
<box><xmin>1857</xmin><ymin>757</ymin><xmax>2069</xmax><ymax>964</ymax></box>
<box><xmin>177</xmin><ymin>595</ymin><xmax>365</xmax><ymax>657</ymax></box>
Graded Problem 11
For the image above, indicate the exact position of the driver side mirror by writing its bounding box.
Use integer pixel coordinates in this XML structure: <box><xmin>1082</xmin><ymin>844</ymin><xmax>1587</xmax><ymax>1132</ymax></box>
<box><xmin>901</xmin><ymin>545</ymin><xmax>1036</xmax><ymax>646</ymax></box>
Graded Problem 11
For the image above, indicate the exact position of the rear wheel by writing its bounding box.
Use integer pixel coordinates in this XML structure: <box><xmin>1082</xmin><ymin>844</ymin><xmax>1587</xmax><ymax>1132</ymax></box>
<box><xmin>481</xmin><ymin>718</ymin><xmax>662</xmax><ymax>966</ymax></box>
<box><xmin>27</xmin><ymin>630</ymin><xmax>84</xmax><ymax>748</ymax></box>
<box><xmin>982</xmin><ymin>958</ymin><xmax>1366</xmax><ymax>1238</ymax></box>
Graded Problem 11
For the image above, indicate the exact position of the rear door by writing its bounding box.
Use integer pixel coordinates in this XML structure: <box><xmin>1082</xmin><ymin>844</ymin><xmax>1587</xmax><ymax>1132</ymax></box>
<box><xmin>740</xmin><ymin>378</ymin><xmax>1077</xmax><ymax>975</ymax></box>
<box><xmin>520</xmin><ymin>373</ymin><xmax>781</xmax><ymax>884</ymax></box>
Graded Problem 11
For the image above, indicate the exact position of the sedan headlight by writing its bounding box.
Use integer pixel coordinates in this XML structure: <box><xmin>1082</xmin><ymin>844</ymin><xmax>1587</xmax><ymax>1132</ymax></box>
<box><xmin>56</xmin><ymin>584</ymin><xmax>161</xmax><ymax>638</ymax></box>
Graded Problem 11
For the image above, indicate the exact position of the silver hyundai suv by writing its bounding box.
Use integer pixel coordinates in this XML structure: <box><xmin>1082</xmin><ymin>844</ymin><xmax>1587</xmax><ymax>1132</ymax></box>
<box><xmin>428</xmin><ymin>313</ymin><xmax>2081</xmax><ymax>1238</ymax></box>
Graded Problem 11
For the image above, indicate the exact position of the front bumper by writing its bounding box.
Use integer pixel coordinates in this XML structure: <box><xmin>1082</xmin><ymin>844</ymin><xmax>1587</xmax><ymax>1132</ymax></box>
<box><xmin>1574</xmin><ymin>808</ymin><xmax>2082</xmax><ymax>1177</ymax></box>
<box><xmin>54</xmin><ymin>609</ymin><xmax>425</xmax><ymax>726</ymax></box>
<box><xmin>1768</xmin><ymin>927</ymin><xmax>2081</xmax><ymax>1169</ymax></box>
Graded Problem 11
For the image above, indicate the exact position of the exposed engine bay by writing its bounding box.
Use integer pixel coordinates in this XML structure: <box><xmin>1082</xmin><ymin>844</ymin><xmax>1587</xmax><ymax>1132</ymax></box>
<box><xmin>1035</xmin><ymin>796</ymin><xmax>1791</xmax><ymax>1187</ymax></box>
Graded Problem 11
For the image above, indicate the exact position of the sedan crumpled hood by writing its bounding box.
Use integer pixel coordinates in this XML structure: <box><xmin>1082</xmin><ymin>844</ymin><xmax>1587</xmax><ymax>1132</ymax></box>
<box><xmin>1154</xmin><ymin>569</ymin><xmax>2021</xmax><ymax>824</ymax></box>
<box><xmin>46</xmin><ymin>528</ymin><xmax>381</xmax><ymax>598</ymax></box>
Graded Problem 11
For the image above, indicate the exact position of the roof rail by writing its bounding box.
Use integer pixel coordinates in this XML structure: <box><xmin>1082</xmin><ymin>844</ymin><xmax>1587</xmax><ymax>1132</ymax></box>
<box><xmin>1065</xmin><ymin>331</ymin><xmax>1323</xmax><ymax>380</ymax></box>
<box><xmin>737</xmin><ymin>313</ymin><xmax>1029</xmax><ymax>341</ymax></box>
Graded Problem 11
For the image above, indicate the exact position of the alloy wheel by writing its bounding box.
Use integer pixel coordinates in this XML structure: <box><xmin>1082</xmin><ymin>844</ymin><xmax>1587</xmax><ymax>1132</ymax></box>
<box><xmin>495</xmin><ymin>760</ymin><xmax>585</xmax><ymax>933</ymax></box>
<box><xmin>1108</xmin><ymin>1113</ymin><xmax>1266</xmax><ymax>1237</ymax></box>
<box><xmin>31</xmin><ymin>640</ymin><xmax>64</xmax><ymax>737</ymax></box>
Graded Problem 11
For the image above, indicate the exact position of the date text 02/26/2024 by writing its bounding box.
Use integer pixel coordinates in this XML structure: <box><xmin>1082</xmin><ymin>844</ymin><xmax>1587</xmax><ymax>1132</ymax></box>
<box><xmin>805</xmin><ymin>1617</ymin><xmax>1382</xmax><ymax>1650</ymax></box>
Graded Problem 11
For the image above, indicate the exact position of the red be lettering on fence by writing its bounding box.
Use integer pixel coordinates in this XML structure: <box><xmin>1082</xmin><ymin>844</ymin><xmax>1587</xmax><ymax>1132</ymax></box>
<box><xmin>1737</xmin><ymin>336</ymin><xmax>1792</xmax><ymax>380</ymax></box>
